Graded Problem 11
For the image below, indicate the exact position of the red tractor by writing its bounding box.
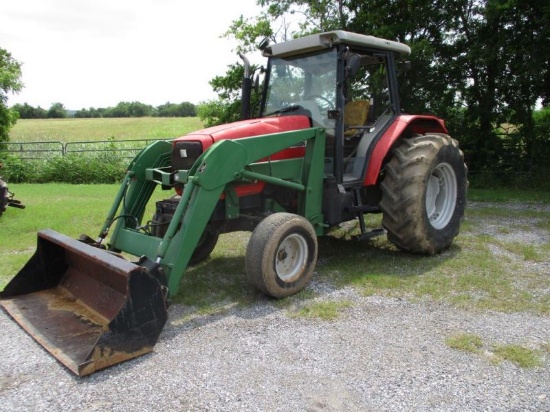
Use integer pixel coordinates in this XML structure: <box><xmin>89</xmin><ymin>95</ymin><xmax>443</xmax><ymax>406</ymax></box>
<box><xmin>160</xmin><ymin>30</ymin><xmax>468</xmax><ymax>259</ymax></box>
<box><xmin>1</xmin><ymin>31</ymin><xmax>467</xmax><ymax>375</ymax></box>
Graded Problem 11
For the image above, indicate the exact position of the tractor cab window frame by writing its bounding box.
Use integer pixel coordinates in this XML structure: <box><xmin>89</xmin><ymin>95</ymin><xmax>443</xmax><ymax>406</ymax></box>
<box><xmin>335</xmin><ymin>47</ymin><xmax>401</xmax><ymax>185</ymax></box>
<box><xmin>261</xmin><ymin>49</ymin><xmax>338</xmax><ymax>131</ymax></box>
<box><xmin>260</xmin><ymin>45</ymin><xmax>401</xmax><ymax>185</ymax></box>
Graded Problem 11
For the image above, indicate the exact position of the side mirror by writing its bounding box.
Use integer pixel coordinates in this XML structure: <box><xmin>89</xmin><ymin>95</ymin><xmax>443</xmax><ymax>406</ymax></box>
<box><xmin>258</xmin><ymin>38</ymin><xmax>270</xmax><ymax>51</ymax></box>
<box><xmin>346</xmin><ymin>54</ymin><xmax>361</xmax><ymax>79</ymax></box>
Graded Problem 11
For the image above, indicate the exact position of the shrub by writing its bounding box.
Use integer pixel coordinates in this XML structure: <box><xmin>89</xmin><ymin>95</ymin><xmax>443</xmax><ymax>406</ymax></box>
<box><xmin>0</xmin><ymin>153</ymin><xmax>127</xmax><ymax>184</ymax></box>
<box><xmin>0</xmin><ymin>154</ymin><xmax>36</xmax><ymax>183</ymax></box>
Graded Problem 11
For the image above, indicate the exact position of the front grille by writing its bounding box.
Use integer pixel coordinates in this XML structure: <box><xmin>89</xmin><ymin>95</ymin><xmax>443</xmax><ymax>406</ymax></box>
<box><xmin>171</xmin><ymin>141</ymin><xmax>203</xmax><ymax>171</ymax></box>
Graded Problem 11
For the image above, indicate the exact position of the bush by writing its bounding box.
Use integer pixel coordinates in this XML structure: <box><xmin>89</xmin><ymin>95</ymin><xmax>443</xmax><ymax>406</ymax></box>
<box><xmin>0</xmin><ymin>153</ymin><xmax>127</xmax><ymax>184</ymax></box>
<box><xmin>469</xmin><ymin>169</ymin><xmax>550</xmax><ymax>191</ymax></box>
<box><xmin>533</xmin><ymin>107</ymin><xmax>550</xmax><ymax>161</ymax></box>
<box><xmin>0</xmin><ymin>154</ymin><xmax>36</xmax><ymax>183</ymax></box>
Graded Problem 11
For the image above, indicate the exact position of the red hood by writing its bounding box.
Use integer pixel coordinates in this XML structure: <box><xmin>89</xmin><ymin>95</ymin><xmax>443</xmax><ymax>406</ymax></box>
<box><xmin>174</xmin><ymin>115</ymin><xmax>311</xmax><ymax>147</ymax></box>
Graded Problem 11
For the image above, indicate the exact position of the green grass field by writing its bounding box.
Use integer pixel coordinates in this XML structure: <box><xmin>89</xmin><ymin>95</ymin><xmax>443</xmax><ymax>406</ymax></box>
<box><xmin>9</xmin><ymin>117</ymin><xmax>205</xmax><ymax>142</ymax></box>
<box><xmin>1</xmin><ymin>183</ymin><xmax>549</xmax><ymax>318</ymax></box>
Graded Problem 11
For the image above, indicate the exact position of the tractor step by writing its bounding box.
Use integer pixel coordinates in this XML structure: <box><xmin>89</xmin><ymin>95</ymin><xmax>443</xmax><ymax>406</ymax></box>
<box><xmin>353</xmin><ymin>227</ymin><xmax>386</xmax><ymax>241</ymax></box>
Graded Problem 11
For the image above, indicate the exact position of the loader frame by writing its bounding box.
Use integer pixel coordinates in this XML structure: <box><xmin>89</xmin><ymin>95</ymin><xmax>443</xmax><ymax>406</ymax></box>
<box><xmin>102</xmin><ymin>127</ymin><xmax>326</xmax><ymax>296</ymax></box>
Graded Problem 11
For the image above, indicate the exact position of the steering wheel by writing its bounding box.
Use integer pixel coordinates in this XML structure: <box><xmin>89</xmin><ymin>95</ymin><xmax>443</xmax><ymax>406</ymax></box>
<box><xmin>304</xmin><ymin>94</ymin><xmax>334</xmax><ymax>111</ymax></box>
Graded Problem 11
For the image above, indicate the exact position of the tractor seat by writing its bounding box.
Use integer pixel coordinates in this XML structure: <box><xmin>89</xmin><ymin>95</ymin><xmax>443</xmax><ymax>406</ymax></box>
<box><xmin>344</xmin><ymin>100</ymin><xmax>370</xmax><ymax>137</ymax></box>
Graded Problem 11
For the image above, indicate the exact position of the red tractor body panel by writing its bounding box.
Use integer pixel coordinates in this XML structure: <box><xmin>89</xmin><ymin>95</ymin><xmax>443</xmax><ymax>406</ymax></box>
<box><xmin>363</xmin><ymin>115</ymin><xmax>448</xmax><ymax>186</ymax></box>
<box><xmin>174</xmin><ymin>115</ymin><xmax>310</xmax><ymax>160</ymax></box>
<box><xmin>173</xmin><ymin>115</ymin><xmax>311</xmax><ymax>197</ymax></box>
<box><xmin>174</xmin><ymin>113</ymin><xmax>447</xmax><ymax>190</ymax></box>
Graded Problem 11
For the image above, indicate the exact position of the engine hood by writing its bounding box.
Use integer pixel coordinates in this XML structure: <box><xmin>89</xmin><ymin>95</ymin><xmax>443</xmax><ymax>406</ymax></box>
<box><xmin>174</xmin><ymin>115</ymin><xmax>311</xmax><ymax>148</ymax></box>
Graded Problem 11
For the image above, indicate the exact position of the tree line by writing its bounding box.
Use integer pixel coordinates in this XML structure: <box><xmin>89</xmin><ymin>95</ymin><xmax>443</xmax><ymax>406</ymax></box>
<box><xmin>11</xmin><ymin>101</ymin><xmax>197</xmax><ymax>119</ymax></box>
<box><xmin>201</xmin><ymin>0</ymin><xmax>550</xmax><ymax>187</ymax></box>
<box><xmin>2</xmin><ymin>0</ymin><xmax>550</xmax><ymax>188</ymax></box>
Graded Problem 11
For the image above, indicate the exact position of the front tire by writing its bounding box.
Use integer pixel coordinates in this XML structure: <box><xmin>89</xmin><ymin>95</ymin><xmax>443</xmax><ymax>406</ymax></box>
<box><xmin>152</xmin><ymin>211</ymin><xmax>219</xmax><ymax>265</ymax></box>
<box><xmin>246</xmin><ymin>213</ymin><xmax>318</xmax><ymax>298</ymax></box>
<box><xmin>379</xmin><ymin>134</ymin><xmax>468</xmax><ymax>255</ymax></box>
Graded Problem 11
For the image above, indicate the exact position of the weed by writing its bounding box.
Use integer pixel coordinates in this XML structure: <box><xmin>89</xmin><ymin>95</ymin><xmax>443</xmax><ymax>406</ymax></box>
<box><xmin>467</xmin><ymin>188</ymin><xmax>550</xmax><ymax>203</ymax></box>
<box><xmin>1</xmin><ymin>185</ymin><xmax>549</xmax><ymax>318</ymax></box>
<box><xmin>536</xmin><ymin>218</ymin><xmax>550</xmax><ymax>232</ymax></box>
<box><xmin>446</xmin><ymin>334</ymin><xmax>545</xmax><ymax>368</ymax></box>
<box><xmin>289</xmin><ymin>300</ymin><xmax>353</xmax><ymax>320</ymax></box>
<box><xmin>9</xmin><ymin>117</ymin><xmax>203</xmax><ymax>142</ymax></box>
<box><xmin>446</xmin><ymin>333</ymin><xmax>484</xmax><ymax>354</ymax></box>
<box><xmin>3</xmin><ymin>117</ymin><xmax>204</xmax><ymax>183</ymax></box>
<box><xmin>492</xmin><ymin>344</ymin><xmax>542</xmax><ymax>368</ymax></box>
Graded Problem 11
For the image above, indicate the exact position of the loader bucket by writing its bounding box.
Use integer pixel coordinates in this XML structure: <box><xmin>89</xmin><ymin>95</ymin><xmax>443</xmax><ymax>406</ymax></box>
<box><xmin>0</xmin><ymin>229</ymin><xmax>168</xmax><ymax>376</ymax></box>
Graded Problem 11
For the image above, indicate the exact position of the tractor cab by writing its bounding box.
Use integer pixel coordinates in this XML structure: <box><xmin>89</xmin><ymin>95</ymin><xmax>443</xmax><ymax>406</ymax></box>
<box><xmin>257</xmin><ymin>31</ymin><xmax>410</xmax><ymax>185</ymax></box>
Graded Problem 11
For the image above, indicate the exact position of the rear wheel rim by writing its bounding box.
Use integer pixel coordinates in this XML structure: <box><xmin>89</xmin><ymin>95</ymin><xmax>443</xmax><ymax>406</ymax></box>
<box><xmin>426</xmin><ymin>162</ymin><xmax>457</xmax><ymax>229</ymax></box>
<box><xmin>275</xmin><ymin>233</ymin><xmax>308</xmax><ymax>282</ymax></box>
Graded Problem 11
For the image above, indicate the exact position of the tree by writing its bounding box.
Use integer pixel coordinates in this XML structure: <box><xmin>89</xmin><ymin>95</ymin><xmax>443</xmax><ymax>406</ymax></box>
<box><xmin>197</xmin><ymin>16</ymin><xmax>273</xmax><ymax>127</ymax></box>
<box><xmin>156</xmin><ymin>101</ymin><xmax>197</xmax><ymax>117</ymax></box>
<box><xmin>198</xmin><ymin>63</ymin><xmax>255</xmax><ymax>127</ymax></box>
<box><xmin>199</xmin><ymin>1</ymin><xmax>460</xmax><ymax>127</ymax></box>
<box><xmin>203</xmin><ymin>0</ymin><xmax>550</xmax><ymax>180</ymax></box>
<box><xmin>74</xmin><ymin>107</ymin><xmax>93</xmax><ymax>118</ymax></box>
<box><xmin>443</xmin><ymin>0</ymin><xmax>550</xmax><ymax>171</ymax></box>
<box><xmin>47</xmin><ymin>102</ymin><xmax>67</xmax><ymax>118</ymax></box>
<box><xmin>178</xmin><ymin>102</ymin><xmax>197</xmax><ymax>117</ymax></box>
<box><xmin>0</xmin><ymin>48</ymin><xmax>23</xmax><ymax>142</ymax></box>
<box><xmin>106</xmin><ymin>101</ymin><xmax>155</xmax><ymax>117</ymax></box>
<box><xmin>491</xmin><ymin>0</ymin><xmax>550</xmax><ymax>170</ymax></box>
<box><xmin>12</xmin><ymin>103</ymin><xmax>47</xmax><ymax>119</ymax></box>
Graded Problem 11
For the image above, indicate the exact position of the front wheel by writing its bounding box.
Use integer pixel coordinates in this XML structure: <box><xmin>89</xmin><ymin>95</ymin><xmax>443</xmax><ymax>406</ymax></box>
<box><xmin>379</xmin><ymin>134</ymin><xmax>468</xmax><ymax>255</ymax></box>
<box><xmin>246</xmin><ymin>213</ymin><xmax>318</xmax><ymax>298</ymax></box>
<box><xmin>152</xmin><ymin>210</ymin><xmax>219</xmax><ymax>265</ymax></box>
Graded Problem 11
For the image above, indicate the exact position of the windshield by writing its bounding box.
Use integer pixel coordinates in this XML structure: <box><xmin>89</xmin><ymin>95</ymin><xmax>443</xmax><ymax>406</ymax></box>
<box><xmin>262</xmin><ymin>49</ymin><xmax>337</xmax><ymax>128</ymax></box>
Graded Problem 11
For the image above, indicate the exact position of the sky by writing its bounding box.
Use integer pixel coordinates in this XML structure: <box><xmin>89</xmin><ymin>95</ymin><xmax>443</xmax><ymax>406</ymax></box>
<box><xmin>0</xmin><ymin>0</ymin><xmax>264</xmax><ymax>110</ymax></box>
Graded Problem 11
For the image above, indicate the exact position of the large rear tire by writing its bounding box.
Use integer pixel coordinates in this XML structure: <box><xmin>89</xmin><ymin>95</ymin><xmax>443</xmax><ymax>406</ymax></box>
<box><xmin>246</xmin><ymin>213</ymin><xmax>318</xmax><ymax>298</ymax></box>
<box><xmin>379</xmin><ymin>134</ymin><xmax>468</xmax><ymax>255</ymax></box>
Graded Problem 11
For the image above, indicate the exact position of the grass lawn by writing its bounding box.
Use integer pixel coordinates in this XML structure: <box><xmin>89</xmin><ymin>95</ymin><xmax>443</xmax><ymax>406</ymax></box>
<box><xmin>0</xmin><ymin>183</ymin><xmax>168</xmax><ymax>284</ymax></box>
<box><xmin>2</xmin><ymin>184</ymin><xmax>549</xmax><ymax>318</ymax></box>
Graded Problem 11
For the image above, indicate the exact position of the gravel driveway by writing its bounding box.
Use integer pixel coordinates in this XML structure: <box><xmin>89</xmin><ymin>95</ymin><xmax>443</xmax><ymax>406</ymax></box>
<box><xmin>1</xmin><ymin>202</ymin><xmax>549</xmax><ymax>412</ymax></box>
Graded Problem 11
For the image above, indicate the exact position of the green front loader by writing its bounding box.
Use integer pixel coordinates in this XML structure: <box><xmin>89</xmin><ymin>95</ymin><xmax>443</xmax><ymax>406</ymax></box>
<box><xmin>0</xmin><ymin>128</ymin><xmax>327</xmax><ymax>376</ymax></box>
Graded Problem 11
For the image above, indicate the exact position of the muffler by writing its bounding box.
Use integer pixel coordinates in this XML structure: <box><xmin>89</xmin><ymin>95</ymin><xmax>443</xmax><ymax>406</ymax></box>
<box><xmin>0</xmin><ymin>229</ymin><xmax>168</xmax><ymax>376</ymax></box>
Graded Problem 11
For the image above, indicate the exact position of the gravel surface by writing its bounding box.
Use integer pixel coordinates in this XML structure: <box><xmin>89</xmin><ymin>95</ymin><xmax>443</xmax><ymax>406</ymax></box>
<box><xmin>1</xmin><ymin>202</ymin><xmax>549</xmax><ymax>412</ymax></box>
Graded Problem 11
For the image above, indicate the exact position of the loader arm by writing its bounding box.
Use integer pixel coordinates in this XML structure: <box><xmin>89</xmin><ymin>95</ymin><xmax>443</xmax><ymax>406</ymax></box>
<box><xmin>109</xmin><ymin>127</ymin><xmax>326</xmax><ymax>297</ymax></box>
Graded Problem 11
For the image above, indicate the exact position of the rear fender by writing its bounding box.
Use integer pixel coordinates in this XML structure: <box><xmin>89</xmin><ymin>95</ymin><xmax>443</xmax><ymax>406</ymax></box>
<box><xmin>363</xmin><ymin>115</ymin><xmax>448</xmax><ymax>186</ymax></box>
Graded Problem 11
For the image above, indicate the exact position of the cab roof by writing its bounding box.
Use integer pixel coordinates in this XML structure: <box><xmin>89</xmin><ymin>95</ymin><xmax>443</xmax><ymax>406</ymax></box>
<box><xmin>263</xmin><ymin>30</ymin><xmax>411</xmax><ymax>58</ymax></box>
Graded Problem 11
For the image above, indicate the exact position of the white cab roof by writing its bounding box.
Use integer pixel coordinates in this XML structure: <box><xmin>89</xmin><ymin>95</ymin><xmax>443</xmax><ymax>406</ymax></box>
<box><xmin>263</xmin><ymin>30</ymin><xmax>411</xmax><ymax>58</ymax></box>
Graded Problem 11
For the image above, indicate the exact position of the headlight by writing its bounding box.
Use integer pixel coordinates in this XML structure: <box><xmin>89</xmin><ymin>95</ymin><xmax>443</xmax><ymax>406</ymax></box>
<box><xmin>171</xmin><ymin>141</ymin><xmax>203</xmax><ymax>171</ymax></box>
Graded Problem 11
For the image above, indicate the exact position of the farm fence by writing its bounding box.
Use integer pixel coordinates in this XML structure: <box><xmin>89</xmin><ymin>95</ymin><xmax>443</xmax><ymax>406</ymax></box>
<box><xmin>1</xmin><ymin>139</ymin><xmax>172</xmax><ymax>160</ymax></box>
<box><xmin>2</xmin><ymin>138</ymin><xmax>548</xmax><ymax>188</ymax></box>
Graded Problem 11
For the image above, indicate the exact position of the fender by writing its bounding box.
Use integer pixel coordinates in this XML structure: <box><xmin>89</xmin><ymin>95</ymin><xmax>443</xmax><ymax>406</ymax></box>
<box><xmin>363</xmin><ymin>114</ymin><xmax>448</xmax><ymax>186</ymax></box>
